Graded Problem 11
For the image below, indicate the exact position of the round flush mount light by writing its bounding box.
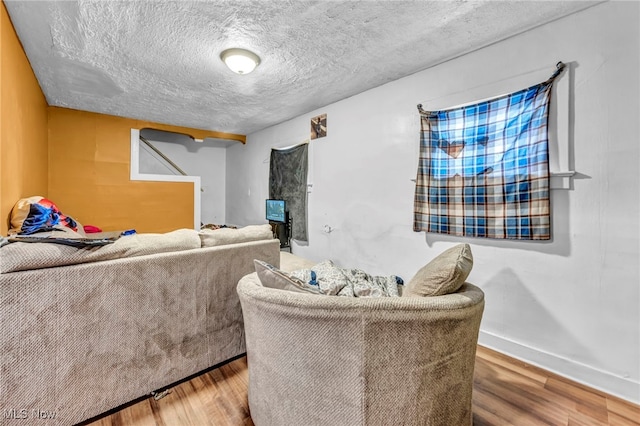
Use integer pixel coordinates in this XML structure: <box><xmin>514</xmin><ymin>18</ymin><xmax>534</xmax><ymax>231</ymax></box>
<box><xmin>220</xmin><ymin>48</ymin><xmax>260</xmax><ymax>74</ymax></box>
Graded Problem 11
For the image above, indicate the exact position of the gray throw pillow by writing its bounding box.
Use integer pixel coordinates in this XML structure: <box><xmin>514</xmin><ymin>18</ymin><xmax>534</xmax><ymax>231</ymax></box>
<box><xmin>254</xmin><ymin>260</ymin><xmax>320</xmax><ymax>294</ymax></box>
<box><xmin>403</xmin><ymin>243</ymin><xmax>473</xmax><ymax>297</ymax></box>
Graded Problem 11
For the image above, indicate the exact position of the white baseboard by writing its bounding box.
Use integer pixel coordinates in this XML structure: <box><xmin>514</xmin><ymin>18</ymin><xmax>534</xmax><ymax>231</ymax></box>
<box><xmin>478</xmin><ymin>330</ymin><xmax>640</xmax><ymax>404</ymax></box>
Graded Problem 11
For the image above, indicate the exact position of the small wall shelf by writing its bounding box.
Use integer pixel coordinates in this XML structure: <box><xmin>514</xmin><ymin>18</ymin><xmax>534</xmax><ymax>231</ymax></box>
<box><xmin>550</xmin><ymin>171</ymin><xmax>576</xmax><ymax>190</ymax></box>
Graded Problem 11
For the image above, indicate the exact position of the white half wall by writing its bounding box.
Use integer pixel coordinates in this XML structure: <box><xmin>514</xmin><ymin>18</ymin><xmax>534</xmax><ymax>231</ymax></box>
<box><xmin>130</xmin><ymin>129</ymin><xmax>201</xmax><ymax>230</ymax></box>
<box><xmin>137</xmin><ymin>130</ymin><xmax>228</xmax><ymax>225</ymax></box>
<box><xmin>226</xmin><ymin>2</ymin><xmax>639</xmax><ymax>403</ymax></box>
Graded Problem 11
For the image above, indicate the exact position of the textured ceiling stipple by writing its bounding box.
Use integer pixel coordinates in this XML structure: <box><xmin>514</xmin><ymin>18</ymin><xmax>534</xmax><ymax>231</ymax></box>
<box><xmin>5</xmin><ymin>1</ymin><xmax>599</xmax><ymax>135</ymax></box>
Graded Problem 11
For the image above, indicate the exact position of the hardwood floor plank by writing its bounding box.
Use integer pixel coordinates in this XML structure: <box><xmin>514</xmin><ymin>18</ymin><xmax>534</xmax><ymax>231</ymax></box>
<box><xmin>86</xmin><ymin>346</ymin><xmax>640</xmax><ymax>426</ymax></box>
<box><xmin>87</xmin><ymin>418</ymin><xmax>112</xmax><ymax>426</ymax></box>
<box><xmin>475</xmin><ymin>355</ymin><xmax>549</xmax><ymax>393</ymax></box>
<box><xmin>608</xmin><ymin>410</ymin><xmax>640</xmax><ymax>426</ymax></box>
<box><xmin>174</xmin><ymin>384</ymin><xmax>212</xmax><ymax>425</ymax></box>
<box><xmin>115</xmin><ymin>399</ymin><xmax>156</xmax><ymax>426</ymax></box>
<box><xmin>476</xmin><ymin>346</ymin><xmax>549</xmax><ymax>385</ymax></box>
<box><xmin>608</xmin><ymin>396</ymin><xmax>640</xmax><ymax>425</ymax></box>
<box><xmin>215</xmin><ymin>362</ymin><xmax>253</xmax><ymax>424</ymax></box>
<box><xmin>546</xmin><ymin>377</ymin><xmax>610</xmax><ymax>424</ymax></box>
<box><xmin>569</xmin><ymin>410</ymin><xmax>610</xmax><ymax>426</ymax></box>
<box><xmin>474</xmin><ymin>360</ymin><xmax>570</xmax><ymax>425</ymax></box>
<box><xmin>151</xmin><ymin>389</ymin><xmax>198</xmax><ymax>426</ymax></box>
<box><xmin>473</xmin><ymin>381</ymin><xmax>562</xmax><ymax>425</ymax></box>
<box><xmin>186</xmin><ymin>376</ymin><xmax>215</xmax><ymax>418</ymax></box>
<box><xmin>472</xmin><ymin>403</ymin><xmax>514</xmax><ymax>426</ymax></box>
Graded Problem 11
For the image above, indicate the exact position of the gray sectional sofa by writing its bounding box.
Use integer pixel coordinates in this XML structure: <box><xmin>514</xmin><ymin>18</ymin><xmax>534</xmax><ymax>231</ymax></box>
<box><xmin>0</xmin><ymin>226</ymin><xmax>280</xmax><ymax>425</ymax></box>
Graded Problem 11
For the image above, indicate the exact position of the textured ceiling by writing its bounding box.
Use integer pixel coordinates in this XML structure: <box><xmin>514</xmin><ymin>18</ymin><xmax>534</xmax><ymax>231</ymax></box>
<box><xmin>5</xmin><ymin>0</ymin><xmax>598</xmax><ymax>136</ymax></box>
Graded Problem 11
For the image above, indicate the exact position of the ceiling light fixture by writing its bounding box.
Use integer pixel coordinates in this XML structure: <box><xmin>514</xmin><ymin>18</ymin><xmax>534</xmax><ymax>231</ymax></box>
<box><xmin>220</xmin><ymin>48</ymin><xmax>260</xmax><ymax>75</ymax></box>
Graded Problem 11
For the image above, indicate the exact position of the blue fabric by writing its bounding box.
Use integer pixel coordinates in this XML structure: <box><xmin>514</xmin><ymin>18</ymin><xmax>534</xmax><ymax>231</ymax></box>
<box><xmin>426</xmin><ymin>84</ymin><xmax>550</xmax><ymax>180</ymax></box>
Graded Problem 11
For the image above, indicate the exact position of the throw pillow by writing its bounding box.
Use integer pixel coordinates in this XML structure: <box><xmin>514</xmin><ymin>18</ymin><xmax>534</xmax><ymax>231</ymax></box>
<box><xmin>403</xmin><ymin>243</ymin><xmax>473</xmax><ymax>297</ymax></box>
<box><xmin>253</xmin><ymin>260</ymin><xmax>320</xmax><ymax>295</ymax></box>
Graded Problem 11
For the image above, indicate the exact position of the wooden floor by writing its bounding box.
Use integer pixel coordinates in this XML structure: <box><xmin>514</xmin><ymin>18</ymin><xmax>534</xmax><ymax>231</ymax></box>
<box><xmin>87</xmin><ymin>346</ymin><xmax>640</xmax><ymax>426</ymax></box>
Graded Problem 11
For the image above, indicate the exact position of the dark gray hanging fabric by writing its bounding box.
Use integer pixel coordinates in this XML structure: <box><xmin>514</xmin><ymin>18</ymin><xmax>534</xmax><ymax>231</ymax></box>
<box><xmin>269</xmin><ymin>143</ymin><xmax>308</xmax><ymax>241</ymax></box>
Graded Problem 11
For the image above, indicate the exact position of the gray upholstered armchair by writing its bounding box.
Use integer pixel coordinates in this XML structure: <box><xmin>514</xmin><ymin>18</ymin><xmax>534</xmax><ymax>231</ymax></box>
<box><xmin>237</xmin><ymin>249</ymin><xmax>484</xmax><ymax>426</ymax></box>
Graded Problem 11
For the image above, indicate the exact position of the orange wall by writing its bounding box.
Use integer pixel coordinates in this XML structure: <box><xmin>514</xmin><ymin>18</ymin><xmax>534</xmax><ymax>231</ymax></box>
<box><xmin>0</xmin><ymin>3</ymin><xmax>48</xmax><ymax>235</ymax></box>
<box><xmin>48</xmin><ymin>107</ymin><xmax>200</xmax><ymax>233</ymax></box>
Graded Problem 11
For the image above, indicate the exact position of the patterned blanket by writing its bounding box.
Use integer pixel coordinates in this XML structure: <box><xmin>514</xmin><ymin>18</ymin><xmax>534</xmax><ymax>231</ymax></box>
<box><xmin>288</xmin><ymin>260</ymin><xmax>402</xmax><ymax>297</ymax></box>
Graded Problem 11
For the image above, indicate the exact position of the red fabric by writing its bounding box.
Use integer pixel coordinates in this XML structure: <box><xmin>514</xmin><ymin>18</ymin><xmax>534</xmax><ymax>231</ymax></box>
<box><xmin>83</xmin><ymin>225</ymin><xmax>102</xmax><ymax>234</ymax></box>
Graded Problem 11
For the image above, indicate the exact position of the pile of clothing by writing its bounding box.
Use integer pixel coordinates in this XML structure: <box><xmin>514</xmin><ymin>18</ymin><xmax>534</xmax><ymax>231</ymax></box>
<box><xmin>9</xmin><ymin>196</ymin><xmax>79</xmax><ymax>235</ymax></box>
<box><xmin>4</xmin><ymin>196</ymin><xmax>119</xmax><ymax>247</ymax></box>
<box><xmin>288</xmin><ymin>260</ymin><xmax>403</xmax><ymax>297</ymax></box>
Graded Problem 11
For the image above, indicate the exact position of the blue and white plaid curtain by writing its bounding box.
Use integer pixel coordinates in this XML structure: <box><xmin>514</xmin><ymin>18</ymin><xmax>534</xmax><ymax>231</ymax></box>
<box><xmin>413</xmin><ymin>64</ymin><xmax>564</xmax><ymax>240</ymax></box>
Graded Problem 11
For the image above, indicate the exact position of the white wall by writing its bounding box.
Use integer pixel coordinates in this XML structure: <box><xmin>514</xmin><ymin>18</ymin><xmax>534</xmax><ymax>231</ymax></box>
<box><xmin>226</xmin><ymin>2</ymin><xmax>639</xmax><ymax>403</ymax></box>
<box><xmin>139</xmin><ymin>142</ymin><xmax>183</xmax><ymax>175</ymax></box>
<box><xmin>140</xmin><ymin>134</ymin><xmax>227</xmax><ymax>225</ymax></box>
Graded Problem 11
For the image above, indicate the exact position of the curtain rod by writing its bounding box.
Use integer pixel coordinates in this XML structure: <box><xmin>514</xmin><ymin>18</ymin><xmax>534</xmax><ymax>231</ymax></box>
<box><xmin>417</xmin><ymin>61</ymin><xmax>566</xmax><ymax>114</ymax></box>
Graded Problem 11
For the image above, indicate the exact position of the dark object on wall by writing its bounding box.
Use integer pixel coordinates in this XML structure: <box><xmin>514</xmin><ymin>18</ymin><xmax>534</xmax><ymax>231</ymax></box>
<box><xmin>269</xmin><ymin>143</ymin><xmax>308</xmax><ymax>242</ymax></box>
<box><xmin>311</xmin><ymin>114</ymin><xmax>327</xmax><ymax>139</ymax></box>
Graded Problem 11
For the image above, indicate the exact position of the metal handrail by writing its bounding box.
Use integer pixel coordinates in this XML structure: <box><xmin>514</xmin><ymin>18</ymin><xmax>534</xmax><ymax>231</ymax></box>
<box><xmin>139</xmin><ymin>135</ymin><xmax>187</xmax><ymax>176</ymax></box>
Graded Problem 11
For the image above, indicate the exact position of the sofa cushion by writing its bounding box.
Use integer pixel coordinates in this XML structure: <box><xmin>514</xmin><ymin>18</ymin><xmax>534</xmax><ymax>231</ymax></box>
<box><xmin>199</xmin><ymin>224</ymin><xmax>273</xmax><ymax>247</ymax></box>
<box><xmin>0</xmin><ymin>229</ymin><xmax>201</xmax><ymax>273</ymax></box>
<box><xmin>254</xmin><ymin>260</ymin><xmax>320</xmax><ymax>294</ymax></box>
<box><xmin>403</xmin><ymin>244</ymin><xmax>473</xmax><ymax>297</ymax></box>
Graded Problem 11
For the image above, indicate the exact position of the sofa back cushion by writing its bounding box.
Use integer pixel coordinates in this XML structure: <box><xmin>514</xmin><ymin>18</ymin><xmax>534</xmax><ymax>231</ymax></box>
<box><xmin>0</xmin><ymin>229</ymin><xmax>201</xmax><ymax>273</ymax></box>
<box><xmin>199</xmin><ymin>224</ymin><xmax>273</xmax><ymax>247</ymax></box>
